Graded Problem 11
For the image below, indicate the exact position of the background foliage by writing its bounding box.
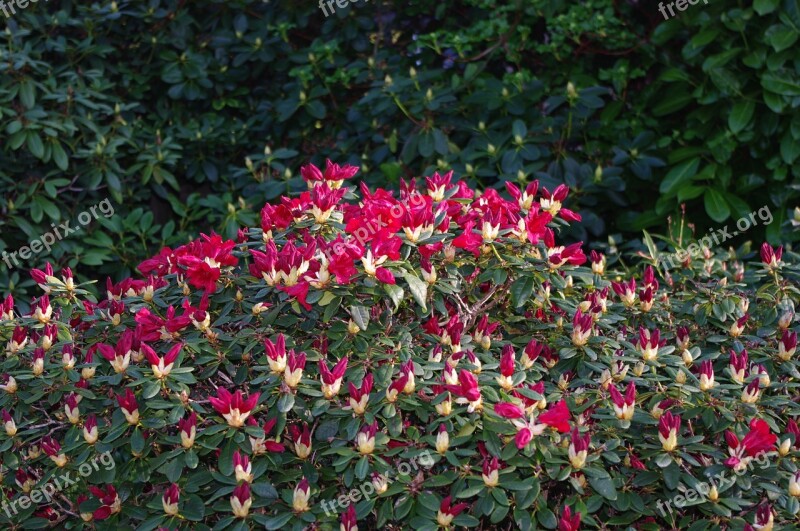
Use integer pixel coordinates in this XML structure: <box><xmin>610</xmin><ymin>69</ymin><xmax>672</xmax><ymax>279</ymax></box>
<box><xmin>1</xmin><ymin>0</ymin><xmax>799</xmax><ymax>300</ymax></box>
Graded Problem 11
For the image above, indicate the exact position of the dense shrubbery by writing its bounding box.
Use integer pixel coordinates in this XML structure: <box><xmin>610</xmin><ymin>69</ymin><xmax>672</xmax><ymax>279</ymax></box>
<box><xmin>0</xmin><ymin>165</ymin><xmax>799</xmax><ymax>529</ymax></box>
<box><xmin>2</xmin><ymin>0</ymin><xmax>799</xmax><ymax>301</ymax></box>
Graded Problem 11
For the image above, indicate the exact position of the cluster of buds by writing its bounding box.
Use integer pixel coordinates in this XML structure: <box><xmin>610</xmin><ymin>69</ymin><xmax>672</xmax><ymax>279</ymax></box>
<box><xmin>246</xmin><ymin>417</ymin><xmax>281</xmax><ymax>454</ymax></box>
<box><xmin>292</xmin><ymin>478</ymin><xmax>311</xmax><ymax>513</ymax></box>
<box><xmin>65</xmin><ymin>393</ymin><xmax>80</xmax><ymax>424</ymax></box>
<box><xmin>778</xmin><ymin>330</ymin><xmax>797</xmax><ymax>361</ymax></box>
<box><xmin>496</xmin><ymin>345</ymin><xmax>516</xmax><ymax>390</ymax></box>
<box><xmin>233</xmin><ymin>450</ymin><xmax>253</xmax><ymax>483</ymax></box>
<box><xmin>356</xmin><ymin>422</ymin><xmax>378</xmax><ymax>455</ymax></box>
<box><xmin>697</xmin><ymin>361</ymin><xmax>716</xmax><ymax>391</ymax></box>
<box><xmin>142</xmin><ymin>343</ymin><xmax>182</xmax><ymax>379</ymax></box>
<box><xmin>179</xmin><ymin>412</ymin><xmax>197</xmax><ymax>448</ymax></box>
<box><xmin>568</xmin><ymin>427</ymin><xmax>590</xmax><ymax>469</ymax></box>
<box><xmin>6</xmin><ymin>326</ymin><xmax>27</xmax><ymax>355</ymax></box>
<box><xmin>609</xmin><ymin>382</ymin><xmax>636</xmax><ymax>421</ymax></box>
<box><xmin>571</xmin><ymin>310</ymin><xmax>592</xmax><ymax>347</ymax></box>
<box><xmin>473</xmin><ymin>315</ymin><xmax>500</xmax><ymax>350</ymax></box>
<box><xmin>290</xmin><ymin>423</ymin><xmax>312</xmax><ymax>459</ymax></box>
<box><xmin>1</xmin><ymin>409</ymin><xmax>16</xmax><ymax>436</ymax></box>
<box><xmin>209</xmin><ymin>388</ymin><xmax>259</xmax><ymax>428</ymax></box>
<box><xmin>230</xmin><ymin>483</ymin><xmax>251</xmax><ymax>518</ymax></box>
<box><xmin>284</xmin><ymin>351</ymin><xmax>306</xmax><ymax>388</ymax></box>
<box><xmin>637</xmin><ymin>327</ymin><xmax>662</xmax><ymax>362</ymax></box>
<box><xmin>84</xmin><ymin>414</ymin><xmax>99</xmax><ymax>444</ymax></box>
<box><xmin>658</xmin><ymin>411</ymin><xmax>681</xmax><ymax>452</ymax></box>
<box><xmin>730</xmin><ymin>314</ymin><xmax>749</xmax><ymax>338</ymax></box>
<box><xmin>162</xmin><ymin>483</ymin><xmax>180</xmax><ymax>516</ymax></box>
<box><xmin>41</xmin><ymin>436</ymin><xmax>68</xmax><ymax>467</ymax></box>
<box><xmin>347</xmin><ymin>374</ymin><xmax>372</xmax><ymax>416</ymax></box>
<box><xmin>482</xmin><ymin>456</ymin><xmax>500</xmax><ymax>487</ymax></box>
<box><xmin>117</xmin><ymin>389</ymin><xmax>140</xmax><ymax>425</ymax></box>
<box><xmin>611</xmin><ymin>278</ymin><xmax>636</xmax><ymax>307</ymax></box>
<box><xmin>436</xmin><ymin>496</ymin><xmax>469</xmax><ymax>528</ymax></box>
<box><xmin>318</xmin><ymin>356</ymin><xmax>347</xmax><ymax>399</ymax></box>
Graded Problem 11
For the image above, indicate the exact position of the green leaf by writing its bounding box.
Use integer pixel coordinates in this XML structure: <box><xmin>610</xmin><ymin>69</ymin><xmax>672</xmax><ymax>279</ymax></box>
<box><xmin>704</xmin><ymin>188</ymin><xmax>730</xmax><ymax>222</ymax></box>
<box><xmin>404</xmin><ymin>273</ymin><xmax>428</xmax><ymax>311</ymax></box>
<box><xmin>588</xmin><ymin>475</ymin><xmax>618</xmax><ymax>500</ymax></box>
<box><xmin>754</xmin><ymin>0</ymin><xmax>780</xmax><ymax>14</ymax></box>
<box><xmin>26</xmin><ymin>132</ymin><xmax>44</xmax><ymax>159</ymax></box>
<box><xmin>350</xmin><ymin>305</ymin><xmax>370</xmax><ymax>331</ymax></box>
<box><xmin>659</xmin><ymin>158</ymin><xmax>700</xmax><ymax>195</ymax></box>
<box><xmin>728</xmin><ymin>101</ymin><xmax>755</xmax><ymax>134</ymax></box>
<box><xmin>766</xmin><ymin>24</ymin><xmax>798</xmax><ymax>52</ymax></box>
<box><xmin>510</xmin><ymin>276</ymin><xmax>535</xmax><ymax>308</ymax></box>
<box><xmin>384</xmin><ymin>284</ymin><xmax>404</xmax><ymax>311</ymax></box>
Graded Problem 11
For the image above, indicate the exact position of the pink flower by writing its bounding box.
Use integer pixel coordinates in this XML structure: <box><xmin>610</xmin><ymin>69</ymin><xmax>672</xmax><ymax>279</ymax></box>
<box><xmin>760</xmin><ymin>243</ymin><xmax>782</xmax><ymax>269</ymax></box>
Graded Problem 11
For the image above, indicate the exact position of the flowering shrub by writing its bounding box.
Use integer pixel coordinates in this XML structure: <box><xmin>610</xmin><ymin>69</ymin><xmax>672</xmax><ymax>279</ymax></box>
<box><xmin>1</xmin><ymin>162</ymin><xmax>799</xmax><ymax>530</ymax></box>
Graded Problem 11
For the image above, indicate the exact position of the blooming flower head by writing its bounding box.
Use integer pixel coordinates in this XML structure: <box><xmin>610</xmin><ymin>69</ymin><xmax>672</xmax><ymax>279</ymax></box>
<box><xmin>725</xmin><ymin>419</ymin><xmax>776</xmax><ymax>471</ymax></box>
<box><xmin>88</xmin><ymin>485</ymin><xmax>121</xmax><ymax>520</ymax></box>
<box><xmin>208</xmin><ymin>388</ymin><xmax>260</xmax><ymax>428</ymax></box>
<box><xmin>495</xmin><ymin>399</ymin><xmax>570</xmax><ymax>449</ymax></box>
<box><xmin>446</xmin><ymin>369</ymin><xmax>482</xmax><ymax>412</ymax></box>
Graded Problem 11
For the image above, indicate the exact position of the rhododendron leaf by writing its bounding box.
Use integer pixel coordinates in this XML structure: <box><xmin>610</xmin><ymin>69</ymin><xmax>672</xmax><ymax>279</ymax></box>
<box><xmin>510</xmin><ymin>276</ymin><xmax>535</xmax><ymax>308</ymax></box>
<box><xmin>404</xmin><ymin>272</ymin><xmax>428</xmax><ymax>311</ymax></box>
<box><xmin>182</xmin><ymin>493</ymin><xmax>206</xmax><ymax>521</ymax></box>
<box><xmin>277</xmin><ymin>393</ymin><xmax>294</xmax><ymax>413</ymax></box>
<box><xmin>384</xmin><ymin>283</ymin><xmax>404</xmax><ymax>311</ymax></box>
<box><xmin>588</xmin><ymin>475</ymin><xmax>618</xmax><ymax>500</ymax></box>
<box><xmin>350</xmin><ymin>305</ymin><xmax>370</xmax><ymax>330</ymax></box>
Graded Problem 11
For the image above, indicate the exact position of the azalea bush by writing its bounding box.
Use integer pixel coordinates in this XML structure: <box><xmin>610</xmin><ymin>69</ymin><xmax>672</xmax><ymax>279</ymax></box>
<box><xmin>0</xmin><ymin>162</ymin><xmax>799</xmax><ymax>530</ymax></box>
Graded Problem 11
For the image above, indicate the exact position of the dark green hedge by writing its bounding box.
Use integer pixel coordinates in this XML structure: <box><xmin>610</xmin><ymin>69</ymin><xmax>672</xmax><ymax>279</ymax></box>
<box><xmin>1</xmin><ymin>0</ymin><xmax>798</xmax><ymax>302</ymax></box>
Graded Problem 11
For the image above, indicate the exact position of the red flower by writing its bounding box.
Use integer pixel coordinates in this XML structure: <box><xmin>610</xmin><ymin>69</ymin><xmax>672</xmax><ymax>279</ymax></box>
<box><xmin>88</xmin><ymin>485</ymin><xmax>120</xmax><ymax>520</ymax></box>
<box><xmin>725</xmin><ymin>418</ymin><xmax>777</xmax><ymax>469</ymax></box>
<box><xmin>558</xmin><ymin>505</ymin><xmax>581</xmax><ymax>531</ymax></box>
<box><xmin>208</xmin><ymin>388</ymin><xmax>260</xmax><ymax>428</ymax></box>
